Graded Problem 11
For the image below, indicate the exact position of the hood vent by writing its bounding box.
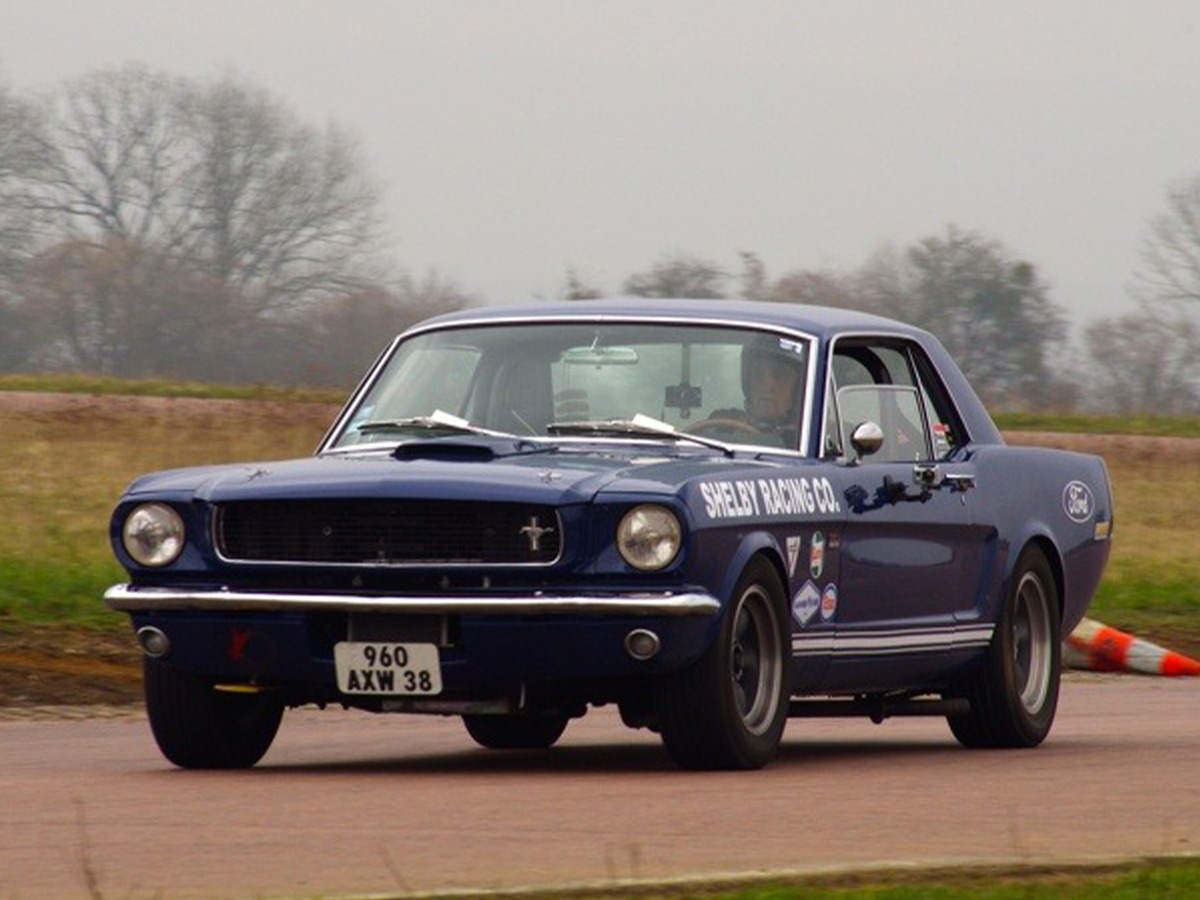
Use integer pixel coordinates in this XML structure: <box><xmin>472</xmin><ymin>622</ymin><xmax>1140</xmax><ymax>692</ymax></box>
<box><xmin>393</xmin><ymin>441</ymin><xmax>496</xmax><ymax>461</ymax></box>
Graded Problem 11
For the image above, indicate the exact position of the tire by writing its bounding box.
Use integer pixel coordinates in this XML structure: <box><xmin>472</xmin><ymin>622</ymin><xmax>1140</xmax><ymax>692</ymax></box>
<box><xmin>948</xmin><ymin>547</ymin><xmax>1061</xmax><ymax>749</ymax></box>
<box><xmin>144</xmin><ymin>659</ymin><xmax>284</xmax><ymax>769</ymax></box>
<box><xmin>462</xmin><ymin>714</ymin><xmax>569</xmax><ymax>749</ymax></box>
<box><xmin>654</xmin><ymin>557</ymin><xmax>789</xmax><ymax>770</ymax></box>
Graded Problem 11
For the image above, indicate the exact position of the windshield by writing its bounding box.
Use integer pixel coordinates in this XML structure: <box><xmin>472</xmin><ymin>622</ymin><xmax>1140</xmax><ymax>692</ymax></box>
<box><xmin>328</xmin><ymin>321</ymin><xmax>814</xmax><ymax>452</ymax></box>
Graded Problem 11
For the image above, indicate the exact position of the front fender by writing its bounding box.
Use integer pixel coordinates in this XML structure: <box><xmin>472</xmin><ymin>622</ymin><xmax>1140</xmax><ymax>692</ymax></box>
<box><xmin>713</xmin><ymin>530</ymin><xmax>789</xmax><ymax>611</ymax></box>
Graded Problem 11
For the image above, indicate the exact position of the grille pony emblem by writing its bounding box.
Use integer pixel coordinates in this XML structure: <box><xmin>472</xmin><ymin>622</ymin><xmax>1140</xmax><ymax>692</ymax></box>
<box><xmin>519</xmin><ymin>516</ymin><xmax>555</xmax><ymax>553</ymax></box>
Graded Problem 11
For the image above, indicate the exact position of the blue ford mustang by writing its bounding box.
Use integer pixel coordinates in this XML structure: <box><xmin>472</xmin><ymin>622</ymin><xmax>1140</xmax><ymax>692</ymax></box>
<box><xmin>106</xmin><ymin>299</ymin><xmax>1113</xmax><ymax>769</ymax></box>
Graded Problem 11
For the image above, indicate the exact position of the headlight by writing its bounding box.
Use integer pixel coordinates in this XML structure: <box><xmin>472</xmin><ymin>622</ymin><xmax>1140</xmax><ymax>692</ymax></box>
<box><xmin>616</xmin><ymin>505</ymin><xmax>682</xmax><ymax>571</ymax></box>
<box><xmin>122</xmin><ymin>503</ymin><xmax>185</xmax><ymax>567</ymax></box>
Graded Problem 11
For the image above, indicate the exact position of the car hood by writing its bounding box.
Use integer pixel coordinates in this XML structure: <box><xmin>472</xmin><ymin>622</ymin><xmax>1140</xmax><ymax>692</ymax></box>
<box><xmin>121</xmin><ymin>439</ymin><xmax>785</xmax><ymax>507</ymax></box>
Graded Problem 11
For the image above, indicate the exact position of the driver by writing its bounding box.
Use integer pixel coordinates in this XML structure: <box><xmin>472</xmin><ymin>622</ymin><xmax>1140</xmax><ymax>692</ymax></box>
<box><xmin>701</xmin><ymin>335</ymin><xmax>804</xmax><ymax>446</ymax></box>
<box><xmin>745</xmin><ymin>346</ymin><xmax>801</xmax><ymax>426</ymax></box>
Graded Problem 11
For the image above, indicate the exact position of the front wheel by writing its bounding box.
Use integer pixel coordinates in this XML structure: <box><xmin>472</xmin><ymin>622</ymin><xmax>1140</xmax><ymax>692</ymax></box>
<box><xmin>654</xmin><ymin>557</ymin><xmax>789</xmax><ymax>770</ymax></box>
<box><xmin>462</xmin><ymin>714</ymin><xmax>569</xmax><ymax>749</ymax></box>
<box><xmin>144</xmin><ymin>659</ymin><xmax>284</xmax><ymax>769</ymax></box>
<box><xmin>948</xmin><ymin>547</ymin><xmax>1061</xmax><ymax>748</ymax></box>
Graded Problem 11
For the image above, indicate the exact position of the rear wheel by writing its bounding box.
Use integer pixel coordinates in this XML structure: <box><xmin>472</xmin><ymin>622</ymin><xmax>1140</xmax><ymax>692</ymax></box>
<box><xmin>948</xmin><ymin>547</ymin><xmax>1061</xmax><ymax>748</ymax></box>
<box><xmin>462</xmin><ymin>714</ymin><xmax>569</xmax><ymax>749</ymax></box>
<box><xmin>654</xmin><ymin>557</ymin><xmax>789</xmax><ymax>770</ymax></box>
<box><xmin>144</xmin><ymin>659</ymin><xmax>284</xmax><ymax>769</ymax></box>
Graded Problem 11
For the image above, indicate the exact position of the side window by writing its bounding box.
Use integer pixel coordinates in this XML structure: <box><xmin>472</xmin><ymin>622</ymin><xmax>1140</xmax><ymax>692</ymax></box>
<box><xmin>828</xmin><ymin>338</ymin><xmax>962</xmax><ymax>463</ymax></box>
<box><xmin>911</xmin><ymin>350</ymin><xmax>967</xmax><ymax>460</ymax></box>
<box><xmin>838</xmin><ymin>384</ymin><xmax>928</xmax><ymax>462</ymax></box>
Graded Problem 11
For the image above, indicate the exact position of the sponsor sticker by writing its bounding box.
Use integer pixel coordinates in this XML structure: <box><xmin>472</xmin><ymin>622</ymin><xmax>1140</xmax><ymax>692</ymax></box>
<box><xmin>932</xmin><ymin>422</ymin><xmax>952</xmax><ymax>454</ymax></box>
<box><xmin>1063</xmin><ymin>480</ymin><xmax>1095</xmax><ymax>523</ymax></box>
<box><xmin>792</xmin><ymin>580</ymin><xmax>820</xmax><ymax>627</ymax></box>
<box><xmin>820</xmin><ymin>584</ymin><xmax>838</xmax><ymax>623</ymax></box>
<box><xmin>786</xmin><ymin>535</ymin><xmax>801</xmax><ymax>579</ymax></box>
<box><xmin>810</xmin><ymin>531</ymin><xmax>826</xmax><ymax>579</ymax></box>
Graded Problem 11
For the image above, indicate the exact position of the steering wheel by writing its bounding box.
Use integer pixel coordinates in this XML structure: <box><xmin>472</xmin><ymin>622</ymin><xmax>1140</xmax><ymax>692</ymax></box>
<box><xmin>683</xmin><ymin>416</ymin><xmax>762</xmax><ymax>437</ymax></box>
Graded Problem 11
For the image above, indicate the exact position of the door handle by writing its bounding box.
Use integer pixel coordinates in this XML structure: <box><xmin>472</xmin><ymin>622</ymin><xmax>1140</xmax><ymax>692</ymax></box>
<box><xmin>943</xmin><ymin>472</ymin><xmax>976</xmax><ymax>493</ymax></box>
<box><xmin>912</xmin><ymin>464</ymin><xmax>975</xmax><ymax>493</ymax></box>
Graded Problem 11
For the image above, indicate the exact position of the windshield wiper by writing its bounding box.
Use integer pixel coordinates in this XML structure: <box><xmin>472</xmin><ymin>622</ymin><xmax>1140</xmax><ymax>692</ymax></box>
<box><xmin>356</xmin><ymin>409</ymin><xmax>517</xmax><ymax>439</ymax></box>
<box><xmin>546</xmin><ymin>413</ymin><xmax>734</xmax><ymax>456</ymax></box>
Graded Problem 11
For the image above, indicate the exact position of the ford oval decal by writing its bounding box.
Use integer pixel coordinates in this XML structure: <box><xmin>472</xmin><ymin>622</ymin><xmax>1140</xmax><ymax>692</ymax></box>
<box><xmin>1063</xmin><ymin>481</ymin><xmax>1095</xmax><ymax>523</ymax></box>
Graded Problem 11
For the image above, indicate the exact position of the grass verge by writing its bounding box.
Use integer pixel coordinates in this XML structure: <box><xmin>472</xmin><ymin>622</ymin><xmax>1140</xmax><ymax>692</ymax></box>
<box><xmin>443</xmin><ymin>857</ymin><xmax>1200</xmax><ymax>898</ymax></box>
<box><xmin>0</xmin><ymin>558</ymin><xmax>126</xmax><ymax>628</ymax></box>
<box><xmin>0</xmin><ymin>392</ymin><xmax>338</xmax><ymax>631</ymax></box>
<box><xmin>993</xmin><ymin>411</ymin><xmax>1200</xmax><ymax>439</ymax></box>
<box><xmin>714</xmin><ymin>858</ymin><xmax>1200</xmax><ymax>898</ymax></box>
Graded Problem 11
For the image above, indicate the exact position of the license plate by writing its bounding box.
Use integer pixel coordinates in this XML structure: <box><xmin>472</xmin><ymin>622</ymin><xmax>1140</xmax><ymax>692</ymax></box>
<box><xmin>334</xmin><ymin>642</ymin><xmax>442</xmax><ymax>695</ymax></box>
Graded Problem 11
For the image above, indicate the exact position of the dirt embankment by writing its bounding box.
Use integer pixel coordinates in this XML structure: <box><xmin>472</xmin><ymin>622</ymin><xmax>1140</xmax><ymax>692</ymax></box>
<box><xmin>0</xmin><ymin>627</ymin><xmax>143</xmax><ymax>712</ymax></box>
<box><xmin>1005</xmin><ymin>429</ymin><xmax>1200</xmax><ymax>464</ymax></box>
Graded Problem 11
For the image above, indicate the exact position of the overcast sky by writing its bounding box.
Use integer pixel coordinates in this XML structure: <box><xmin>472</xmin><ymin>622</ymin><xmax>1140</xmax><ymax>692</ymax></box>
<box><xmin>3</xmin><ymin>1</ymin><xmax>1199</xmax><ymax>325</ymax></box>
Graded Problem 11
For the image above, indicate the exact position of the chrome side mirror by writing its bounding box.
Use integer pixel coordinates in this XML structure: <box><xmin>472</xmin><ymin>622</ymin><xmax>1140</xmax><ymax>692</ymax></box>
<box><xmin>849</xmin><ymin>421</ymin><xmax>884</xmax><ymax>463</ymax></box>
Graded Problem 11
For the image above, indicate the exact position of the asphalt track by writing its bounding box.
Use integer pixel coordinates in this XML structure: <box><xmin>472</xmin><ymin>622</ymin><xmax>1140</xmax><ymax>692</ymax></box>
<box><xmin>2</xmin><ymin>676</ymin><xmax>1197</xmax><ymax>900</ymax></box>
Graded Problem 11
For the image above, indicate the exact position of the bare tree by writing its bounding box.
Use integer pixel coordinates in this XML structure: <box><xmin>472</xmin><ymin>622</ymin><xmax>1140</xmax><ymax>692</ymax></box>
<box><xmin>856</xmin><ymin>227</ymin><xmax>1066</xmax><ymax>407</ymax></box>
<box><xmin>623</xmin><ymin>253</ymin><xmax>727</xmax><ymax>298</ymax></box>
<box><xmin>1140</xmin><ymin>175</ymin><xmax>1200</xmax><ymax>307</ymax></box>
<box><xmin>176</xmin><ymin>74</ymin><xmax>382</xmax><ymax>319</ymax></box>
<box><xmin>18</xmin><ymin>236</ymin><xmax>224</xmax><ymax>376</ymax></box>
<box><xmin>737</xmin><ymin>251</ymin><xmax>769</xmax><ymax>300</ymax></box>
<box><xmin>0</xmin><ymin>86</ymin><xmax>48</xmax><ymax>264</ymax></box>
<box><xmin>735</xmin><ymin>238</ymin><xmax>1068</xmax><ymax>407</ymax></box>
<box><xmin>1077</xmin><ymin>175</ymin><xmax>1200</xmax><ymax>414</ymax></box>
<box><xmin>739</xmin><ymin>251</ymin><xmax>873</xmax><ymax>309</ymax></box>
<box><xmin>35</xmin><ymin>65</ymin><xmax>383</xmax><ymax>303</ymax></box>
<box><xmin>36</xmin><ymin>66</ymin><xmax>190</xmax><ymax>247</ymax></box>
<box><xmin>303</xmin><ymin>272</ymin><xmax>473</xmax><ymax>386</ymax></box>
<box><xmin>772</xmin><ymin>269</ymin><xmax>860</xmax><ymax>308</ymax></box>
<box><xmin>1083</xmin><ymin>303</ymin><xmax>1200</xmax><ymax>414</ymax></box>
<box><xmin>394</xmin><ymin>269</ymin><xmax>475</xmax><ymax>318</ymax></box>
<box><xmin>559</xmin><ymin>267</ymin><xmax>605</xmax><ymax>301</ymax></box>
<box><xmin>0</xmin><ymin>84</ymin><xmax>52</xmax><ymax>367</ymax></box>
<box><xmin>852</xmin><ymin>245</ymin><xmax>915</xmax><ymax>317</ymax></box>
<box><xmin>16</xmin><ymin>65</ymin><xmax>387</xmax><ymax>380</ymax></box>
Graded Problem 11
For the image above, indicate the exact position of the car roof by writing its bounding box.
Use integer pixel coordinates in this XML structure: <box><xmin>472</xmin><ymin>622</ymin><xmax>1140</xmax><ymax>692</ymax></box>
<box><xmin>408</xmin><ymin>297</ymin><xmax>929</xmax><ymax>342</ymax></box>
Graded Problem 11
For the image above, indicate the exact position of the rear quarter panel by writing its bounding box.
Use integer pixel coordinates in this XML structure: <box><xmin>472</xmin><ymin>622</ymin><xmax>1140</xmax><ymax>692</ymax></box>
<box><xmin>968</xmin><ymin>444</ymin><xmax>1113</xmax><ymax>634</ymax></box>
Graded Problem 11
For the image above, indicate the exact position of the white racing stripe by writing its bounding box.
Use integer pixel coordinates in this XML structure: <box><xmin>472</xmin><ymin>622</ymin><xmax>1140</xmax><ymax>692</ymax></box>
<box><xmin>792</xmin><ymin>624</ymin><xmax>994</xmax><ymax>657</ymax></box>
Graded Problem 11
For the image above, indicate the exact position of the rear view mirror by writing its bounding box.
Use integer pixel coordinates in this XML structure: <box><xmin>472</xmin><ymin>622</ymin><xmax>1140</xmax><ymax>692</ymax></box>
<box><xmin>563</xmin><ymin>346</ymin><xmax>639</xmax><ymax>366</ymax></box>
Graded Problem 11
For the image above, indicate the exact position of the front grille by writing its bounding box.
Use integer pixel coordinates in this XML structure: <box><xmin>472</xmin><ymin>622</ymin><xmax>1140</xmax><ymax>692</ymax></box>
<box><xmin>216</xmin><ymin>500</ymin><xmax>562</xmax><ymax>566</ymax></box>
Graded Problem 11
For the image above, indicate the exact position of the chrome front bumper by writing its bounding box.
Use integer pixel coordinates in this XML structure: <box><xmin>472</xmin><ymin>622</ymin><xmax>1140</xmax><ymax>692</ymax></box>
<box><xmin>104</xmin><ymin>584</ymin><xmax>721</xmax><ymax>617</ymax></box>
